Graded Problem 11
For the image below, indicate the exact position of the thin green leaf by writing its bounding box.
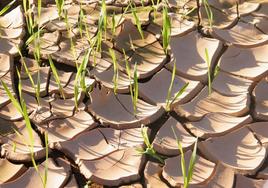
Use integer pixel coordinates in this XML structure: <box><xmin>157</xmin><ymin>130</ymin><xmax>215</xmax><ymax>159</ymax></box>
<box><xmin>131</xmin><ymin>4</ymin><xmax>144</xmax><ymax>39</ymax></box>
<box><xmin>205</xmin><ymin>48</ymin><xmax>211</xmax><ymax>95</ymax></box>
<box><xmin>109</xmin><ymin>48</ymin><xmax>119</xmax><ymax>95</ymax></box>
<box><xmin>48</xmin><ymin>55</ymin><xmax>65</xmax><ymax>99</ymax></box>
<box><xmin>172</xmin><ymin>126</ymin><xmax>187</xmax><ymax>185</ymax></box>
<box><xmin>0</xmin><ymin>0</ymin><xmax>16</xmax><ymax>16</ymax></box>
<box><xmin>133</xmin><ymin>63</ymin><xmax>138</xmax><ymax>114</ymax></box>
<box><xmin>1</xmin><ymin>81</ymin><xmax>22</xmax><ymax>115</ymax></box>
<box><xmin>169</xmin><ymin>82</ymin><xmax>189</xmax><ymax>107</ymax></box>
<box><xmin>162</xmin><ymin>6</ymin><xmax>171</xmax><ymax>54</ymax></box>
<box><xmin>44</xmin><ymin>131</ymin><xmax>49</xmax><ymax>188</ymax></box>
<box><xmin>186</xmin><ymin>138</ymin><xmax>198</xmax><ymax>187</ymax></box>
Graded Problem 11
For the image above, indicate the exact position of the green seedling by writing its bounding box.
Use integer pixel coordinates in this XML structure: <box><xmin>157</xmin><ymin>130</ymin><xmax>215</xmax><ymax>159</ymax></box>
<box><xmin>136</xmin><ymin>126</ymin><xmax>165</xmax><ymax>164</ymax></box>
<box><xmin>123</xmin><ymin>49</ymin><xmax>139</xmax><ymax>115</ymax></box>
<box><xmin>130</xmin><ymin>4</ymin><xmax>144</xmax><ymax>39</ymax></box>
<box><xmin>123</xmin><ymin>50</ymin><xmax>135</xmax><ymax>114</ymax></box>
<box><xmin>43</xmin><ymin>131</ymin><xmax>49</xmax><ymax>188</ymax></box>
<box><xmin>162</xmin><ymin>6</ymin><xmax>171</xmax><ymax>54</ymax></box>
<box><xmin>64</xmin><ymin>10</ymin><xmax>78</xmax><ymax>69</ymax></box>
<box><xmin>78</xmin><ymin>4</ymin><xmax>84</xmax><ymax>38</ymax></box>
<box><xmin>111</xmin><ymin>13</ymin><xmax>116</xmax><ymax>36</ymax></box>
<box><xmin>214</xmin><ymin>65</ymin><xmax>220</xmax><ymax>77</ymax></box>
<box><xmin>55</xmin><ymin>0</ymin><xmax>65</xmax><ymax>18</ymax></box>
<box><xmin>94</xmin><ymin>0</ymin><xmax>107</xmax><ymax>52</ymax></box>
<box><xmin>172</xmin><ymin>127</ymin><xmax>198</xmax><ymax>188</ymax></box>
<box><xmin>0</xmin><ymin>0</ymin><xmax>16</xmax><ymax>16</ymax></box>
<box><xmin>109</xmin><ymin>48</ymin><xmax>119</xmax><ymax>95</ymax></box>
<box><xmin>133</xmin><ymin>63</ymin><xmax>139</xmax><ymax>115</ymax></box>
<box><xmin>48</xmin><ymin>55</ymin><xmax>65</xmax><ymax>99</ymax></box>
<box><xmin>166</xmin><ymin>62</ymin><xmax>189</xmax><ymax>111</ymax></box>
<box><xmin>202</xmin><ymin>0</ymin><xmax>213</xmax><ymax>28</ymax></box>
<box><xmin>205</xmin><ymin>48</ymin><xmax>211</xmax><ymax>95</ymax></box>
<box><xmin>17</xmin><ymin>47</ymin><xmax>41</xmax><ymax>106</ymax></box>
<box><xmin>23</xmin><ymin>0</ymin><xmax>34</xmax><ymax>34</ymax></box>
<box><xmin>74</xmin><ymin>49</ymin><xmax>91</xmax><ymax>110</ymax></box>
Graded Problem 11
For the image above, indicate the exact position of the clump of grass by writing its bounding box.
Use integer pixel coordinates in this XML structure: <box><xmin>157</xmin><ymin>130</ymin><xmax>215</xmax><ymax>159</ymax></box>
<box><xmin>166</xmin><ymin>62</ymin><xmax>189</xmax><ymax>111</ymax></box>
<box><xmin>204</xmin><ymin>48</ymin><xmax>211</xmax><ymax>95</ymax></box>
<box><xmin>48</xmin><ymin>55</ymin><xmax>65</xmax><ymax>99</ymax></box>
<box><xmin>172</xmin><ymin>127</ymin><xmax>198</xmax><ymax>188</ymax></box>
<box><xmin>162</xmin><ymin>6</ymin><xmax>171</xmax><ymax>54</ymax></box>
<box><xmin>136</xmin><ymin>126</ymin><xmax>165</xmax><ymax>164</ymax></box>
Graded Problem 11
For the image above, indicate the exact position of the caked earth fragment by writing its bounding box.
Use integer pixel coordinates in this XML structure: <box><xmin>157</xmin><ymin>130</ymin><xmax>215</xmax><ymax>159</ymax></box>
<box><xmin>55</xmin><ymin>127</ymin><xmax>145</xmax><ymax>186</ymax></box>
<box><xmin>144</xmin><ymin>161</ymin><xmax>169</xmax><ymax>188</ymax></box>
<box><xmin>175</xmin><ymin>87</ymin><xmax>250</xmax><ymax>121</ymax></box>
<box><xmin>153</xmin><ymin>116</ymin><xmax>196</xmax><ymax>156</ymax></box>
<box><xmin>0</xmin><ymin>6</ymin><xmax>25</xmax><ymax>55</ymax></box>
<box><xmin>41</xmin><ymin>110</ymin><xmax>96</xmax><ymax>145</ymax></box>
<box><xmin>219</xmin><ymin>45</ymin><xmax>268</xmax><ymax>80</ymax></box>
<box><xmin>212</xmin><ymin>71</ymin><xmax>253</xmax><ymax>96</ymax></box>
<box><xmin>199</xmin><ymin>127</ymin><xmax>266</xmax><ymax>175</ymax></box>
<box><xmin>235</xmin><ymin>174</ymin><xmax>268</xmax><ymax>188</ymax></box>
<box><xmin>0</xmin><ymin>159</ymin><xmax>71</xmax><ymax>188</ymax></box>
<box><xmin>212</xmin><ymin>21</ymin><xmax>268</xmax><ymax>48</ymax></box>
<box><xmin>88</xmin><ymin>87</ymin><xmax>164</xmax><ymax>128</ymax></box>
<box><xmin>0</xmin><ymin>159</ymin><xmax>27</xmax><ymax>184</ymax></box>
<box><xmin>162</xmin><ymin>150</ymin><xmax>216</xmax><ymax>187</ymax></box>
<box><xmin>166</xmin><ymin>31</ymin><xmax>223</xmax><ymax>82</ymax></box>
<box><xmin>253</xmin><ymin>78</ymin><xmax>268</xmax><ymax>120</ymax></box>
<box><xmin>247</xmin><ymin>122</ymin><xmax>268</xmax><ymax>145</ymax></box>
<box><xmin>139</xmin><ymin>68</ymin><xmax>203</xmax><ymax>109</ymax></box>
<box><xmin>1</xmin><ymin>125</ymin><xmax>46</xmax><ymax>162</ymax></box>
<box><xmin>185</xmin><ymin>113</ymin><xmax>252</xmax><ymax>138</ymax></box>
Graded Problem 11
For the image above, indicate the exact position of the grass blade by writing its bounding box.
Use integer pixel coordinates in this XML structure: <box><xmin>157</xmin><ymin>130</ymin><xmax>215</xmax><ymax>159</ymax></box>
<box><xmin>205</xmin><ymin>48</ymin><xmax>211</xmax><ymax>95</ymax></box>
<box><xmin>162</xmin><ymin>6</ymin><xmax>171</xmax><ymax>54</ymax></box>
<box><xmin>133</xmin><ymin>63</ymin><xmax>138</xmax><ymax>114</ymax></box>
<box><xmin>172</xmin><ymin>126</ymin><xmax>187</xmax><ymax>185</ymax></box>
<box><xmin>186</xmin><ymin>138</ymin><xmax>198</xmax><ymax>187</ymax></box>
<box><xmin>131</xmin><ymin>4</ymin><xmax>144</xmax><ymax>39</ymax></box>
<box><xmin>0</xmin><ymin>0</ymin><xmax>16</xmax><ymax>16</ymax></box>
<box><xmin>109</xmin><ymin>49</ymin><xmax>118</xmax><ymax>95</ymax></box>
<box><xmin>48</xmin><ymin>55</ymin><xmax>65</xmax><ymax>99</ymax></box>
<box><xmin>166</xmin><ymin>61</ymin><xmax>176</xmax><ymax>111</ymax></box>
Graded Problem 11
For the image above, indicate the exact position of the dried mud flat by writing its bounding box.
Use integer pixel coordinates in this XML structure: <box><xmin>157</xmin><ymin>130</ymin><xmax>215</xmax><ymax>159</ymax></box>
<box><xmin>1</xmin><ymin>0</ymin><xmax>268</xmax><ymax>187</ymax></box>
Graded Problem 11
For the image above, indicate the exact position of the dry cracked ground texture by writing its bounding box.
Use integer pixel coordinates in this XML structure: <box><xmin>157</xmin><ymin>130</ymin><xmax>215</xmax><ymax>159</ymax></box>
<box><xmin>2</xmin><ymin>0</ymin><xmax>268</xmax><ymax>187</ymax></box>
